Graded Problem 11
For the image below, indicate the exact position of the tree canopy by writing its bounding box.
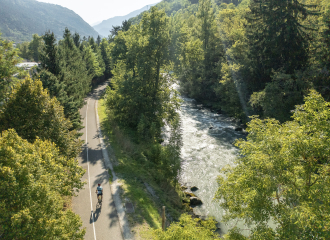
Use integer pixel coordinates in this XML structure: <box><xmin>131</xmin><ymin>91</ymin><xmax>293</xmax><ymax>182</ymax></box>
<box><xmin>0</xmin><ymin>129</ymin><xmax>85</xmax><ymax>239</ymax></box>
<box><xmin>215</xmin><ymin>90</ymin><xmax>330</xmax><ymax>239</ymax></box>
<box><xmin>0</xmin><ymin>77</ymin><xmax>81</xmax><ymax>159</ymax></box>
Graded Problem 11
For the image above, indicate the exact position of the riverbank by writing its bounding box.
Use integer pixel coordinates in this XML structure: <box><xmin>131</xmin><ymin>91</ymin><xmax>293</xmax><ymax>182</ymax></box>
<box><xmin>97</xmin><ymin>96</ymin><xmax>189</xmax><ymax>239</ymax></box>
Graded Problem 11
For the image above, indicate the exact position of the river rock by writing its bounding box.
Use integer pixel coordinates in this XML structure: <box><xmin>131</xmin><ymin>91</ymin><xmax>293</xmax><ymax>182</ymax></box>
<box><xmin>185</xmin><ymin>192</ymin><xmax>196</xmax><ymax>198</ymax></box>
<box><xmin>235</xmin><ymin>127</ymin><xmax>243</xmax><ymax>131</ymax></box>
<box><xmin>191</xmin><ymin>186</ymin><xmax>198</xmax><ymax>191</ymax></box>
<box><xmin>217</xmin><ymin>109</ymin><xmax>222</xmax><ymax>114</ymax></box>
<box><xmin>190</xmin><ymin>197</ymin><xmax>202</xmax><ymax>205</ymax></box>
<box><xmin>209</xmin><ymin>126</ymin><xmax>213</xmax><ymax>129</ymax></box>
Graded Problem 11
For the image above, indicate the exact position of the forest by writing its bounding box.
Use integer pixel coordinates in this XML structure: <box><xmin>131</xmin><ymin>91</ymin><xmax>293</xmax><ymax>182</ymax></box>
<box><xmin>1</xmin><ymin>0</ymin><xmax>330</xmax><ymax>239</ymax></box>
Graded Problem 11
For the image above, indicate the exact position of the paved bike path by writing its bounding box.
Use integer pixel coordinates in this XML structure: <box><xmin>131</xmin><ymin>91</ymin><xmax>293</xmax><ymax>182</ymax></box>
<box><xmin>72</xmin><ymin>84</ymin><xmax>123</xmax><ymax>240</ymax></box>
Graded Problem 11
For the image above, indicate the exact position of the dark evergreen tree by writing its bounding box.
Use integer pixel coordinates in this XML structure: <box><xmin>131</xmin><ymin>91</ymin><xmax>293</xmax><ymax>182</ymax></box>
<box><xmin>322</xmin><ymin>18</ymin><xmax>330</xmax><ymax>69</ymax></box>
<box><xmin>40</xmin><ymin>31</ymin><xmax>59</xmax><ymax>75</ymax></box>
<box><xmin>96</xmin><ymin>35</ymin><xmax>101</xmax><ymax>46</ymax></box>
<box><xmin>100</xmin><ymin>38</ymin><xmax>112</xmax><ymax>78</ymax></box>
<box><xmin>73</xmin><ymin>32</ymin><xmax>81</xmax><ymax>48</ymax></box>
<box><xmin>39</xmin><ymin>31</ymin><xmax>68</xmax><ymax>108</ymax></box>
<box><xmin>110</xmin><ymin>26</ymin><xmax>121</xmax><ymax>37</ymax></box>
<box><xmin>246</xmin><ymin>0</ymin><xmax>319</xmax><ymax>88</ymax></box>
<box><xmin>122</xmin><ymin>20</ymin><xmax>132</xmax><ymax>32</ymax></box>
<box><xmin>43</xmin><ymin>28</ymin><xmax>92</xmax><ymax>129</ymax></box>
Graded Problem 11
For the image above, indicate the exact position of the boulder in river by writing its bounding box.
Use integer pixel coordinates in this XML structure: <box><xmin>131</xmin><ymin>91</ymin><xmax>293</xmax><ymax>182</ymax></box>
<box><xmin>209</xmin><ymin>127</ymin><xmax>213</xmax><ymax>129</ymax></box>
<box><xmin>235</xmin><ymin>127</ymin><xmax>243</xmax><ymax>131</ymax></box>
<box><xmin>190</xmin><ymin>197</ymin><xmax>202</xmax><ymax>205</ymax></box>
<box><xmin>191</xmin><ymin>186</ymin><xmax>198</xmax><ymax>191</ymax></box>
<box><xmin>185</xmin><ymin>192</ymin><xmax>196</xmax><ymax>198</ymax></box>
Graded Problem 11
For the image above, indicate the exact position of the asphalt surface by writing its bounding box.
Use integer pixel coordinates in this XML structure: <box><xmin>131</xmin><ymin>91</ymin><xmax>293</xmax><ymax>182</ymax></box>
<box><xmin>72</xmin><ymin>83</ymin><xmax>124</xmax><ymax>240</ymax></box>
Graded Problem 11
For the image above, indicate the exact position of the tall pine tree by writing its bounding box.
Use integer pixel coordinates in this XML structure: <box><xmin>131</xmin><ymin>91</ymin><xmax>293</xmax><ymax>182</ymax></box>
<box><xmin>246</xmin><ymin>0</ymin><xmax>319</xmax><ymax>87</ymax></box>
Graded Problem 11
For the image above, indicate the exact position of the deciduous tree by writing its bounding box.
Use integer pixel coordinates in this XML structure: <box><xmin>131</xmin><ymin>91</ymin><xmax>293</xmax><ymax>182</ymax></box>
<box><xmin>215</xmin><ymin>90</ymin><xmax>330</xmax><ymax>239</ymax></box>
<box><xmin>0</xmin><ymin>129</ymin><xmax>85</xmax><ymax>239</ymax></box>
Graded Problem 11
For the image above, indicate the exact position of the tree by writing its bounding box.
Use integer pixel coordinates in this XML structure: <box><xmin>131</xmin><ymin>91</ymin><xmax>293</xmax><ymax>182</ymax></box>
<box><xmin>0</xmin><ymin>129</ymin><xmax>85</xmax><ymax>239</ymax></box>
<box><xmin>100</xmin><ymin>38</ymin><xmax>112</xmax><ymax>78</ymax></box>
<box><xmin>17</xmin><ymin>41</ymin><xmax>32</xmax><ymax>60</ymax></box>
<box><xmin>28</xmin><ymin>33</ymin><xmax>44</xmax><ymax>62</ymax></box>
<box><xmin>0</xmin><ymin>34</ymin><xmax>22</xmax><ymax>101</ymax></box>
<box><xmin>88</xmin><ymin>36</ymin><xmax>105</xmax><ymax>77</ymax></box>
<box><xmin>151</xmin><ymin>214</ymin><xmax>219</xmax><ymax>239</ymax></box>
<box><xmin>82</xmin><ymin>44</ymin><xmax>103</xmax><ymax>78</ymax></box>
<box><xmin>121</xmin><ymin>20</ymin><xmax>132</xmax><ymax>32</ymax></box>
<box><xmin>0</xmin><ymin>77</ymin><xmax>82</xmax><ymax>159</ymax></box>
<box><xmin>108</xmin><ymin>6</ymin><xmax>178</xmax><ymax>138</ymax></box>
<box><xmin>246</xmin><ymin>0</ymin><xmax>319</xmax><ymax>87</ymax></box>
<box><xmin>40</xmin><ymin>31</ymin><xmax>59</xmax><ymax>76</ymax></box>
<box><xmin>96</xmin><ymin>35</ymin><xmax>101</xmax><ymax>46</ymax></box>
<box><xmin>73</xmin><ymin>32</ymin><xmax>81</xmax><ymax>48</ymax></box>
<box><xmin>57</xmin><ymin>28</ymin><xmax>93</xmax><ymax>129</ymax></box>
<box><xmin>215</xmin><ymin>90</ymin><xmax>330</xmax><ymax>239</ymax></box>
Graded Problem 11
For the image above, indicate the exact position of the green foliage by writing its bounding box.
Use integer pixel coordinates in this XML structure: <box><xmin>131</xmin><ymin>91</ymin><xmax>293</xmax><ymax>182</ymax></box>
<box><xmin>100</xmin><ymin>38</ymin><xmax>112</xmax><ymax>78</ymax></box>
<box><xmin>17</xmin><ymin>41</ymin><xmax>32</xmax><ymax>60</ymax></box>
<box><xmin>249</xmin><ymin>71</ymin><xmax>310</xmax><ymax>122</ymax></box>
<box><xmin>215</xmin><ymin>90</ymin><xmax>330</xmax><ymax>239</ymax></box>
<box><xmin>98</xmin><ymin>98</ymin><xmax>183</xmax><ymax>224</ymax></box>
<box><xmin>151</xmin><ymin>214</ymin><xmax>219</xmax><ymax>239</ymax></box>
<box><xmin>28</xmin><ymin>34</ymin><xmax>44</xmax><ymax>62</ymax></box>
<box><xmin>0</xmin><ymin>129</ymin><xmax>85</xmax><ymax>239</ymax></box>
<box><xmin>177</xmin><ymin>0</ymin><xmax>226</xmax><ymax>102</ymax></box>
<box><xmin>245</xmin><ymin>0</ymin><xmax>319</xmax><ymax>84</ymax></box>
<box><xmin>39</xmin><ymin>29</ymin><xmax>93</xmax><ymax>130</ymax></box>
<box><xmin>0</xmin><ymin>35</ymin><xmax>21</xmax><ymax>101</ymax></box>
<box><xmin>108</xmin><ymin>7</ymin><xmax>179</xmax><ymax>136</ymax></box>
<box><xmin>0</xmin><ymin>77</ymin><xmax>82</xmax><ymax>159</ymax></box>
<box><xmin>82</xmin><ymin>44</ymin><xmax>103</xmax><ymax>77</ymax></box>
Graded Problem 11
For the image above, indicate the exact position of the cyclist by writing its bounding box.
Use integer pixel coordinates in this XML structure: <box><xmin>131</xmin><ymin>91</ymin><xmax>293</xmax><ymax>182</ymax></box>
<box><xmin>96</xmin><ymin>183</ymin><xmax>103</xmax><ymax>201</ymax></box>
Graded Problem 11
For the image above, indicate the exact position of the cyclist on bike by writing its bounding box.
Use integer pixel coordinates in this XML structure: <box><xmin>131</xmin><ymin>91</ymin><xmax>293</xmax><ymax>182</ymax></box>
<box><xmin>96</xmin><ymin>183</ymin><xmax>103</xmax><ymax>201</ymax></box>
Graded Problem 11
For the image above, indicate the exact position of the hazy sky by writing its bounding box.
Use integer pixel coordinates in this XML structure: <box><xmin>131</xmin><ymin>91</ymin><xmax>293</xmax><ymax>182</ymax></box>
<box><xmin>36</xmin><ymin>0</ymin><xmax>161</xmax><ymax>25</ymax></box>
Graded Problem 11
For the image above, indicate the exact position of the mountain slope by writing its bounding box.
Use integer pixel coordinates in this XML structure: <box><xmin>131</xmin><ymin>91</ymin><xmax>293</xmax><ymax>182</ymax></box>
<box><xmin>0</xmin><ymin>0</ymin><xmax>99</xmax><ymax>42</ymax></box>
<box><xmin>93</xmin><ymin>2</ymin><xmax>160</xmax><ymax>37</ymax></box>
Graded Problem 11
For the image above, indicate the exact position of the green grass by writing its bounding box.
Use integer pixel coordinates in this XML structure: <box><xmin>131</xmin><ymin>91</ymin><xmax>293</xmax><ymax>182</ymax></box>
<box><xmin>98</xmin><ymin>98</ymin><xmax>164</xmax><ymax>232</ymax></box>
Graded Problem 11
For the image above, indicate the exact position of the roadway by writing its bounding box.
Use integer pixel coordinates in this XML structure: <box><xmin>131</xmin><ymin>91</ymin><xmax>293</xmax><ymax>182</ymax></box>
<box><xmin>72</xmin><ymin>82</ymin><xmax>124</xmax><ymax>240</ymax></box>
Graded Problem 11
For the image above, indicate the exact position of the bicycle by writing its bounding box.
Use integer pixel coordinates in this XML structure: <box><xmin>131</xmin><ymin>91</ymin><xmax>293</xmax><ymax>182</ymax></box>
<box><xmin>95</xmin><ymin>190</ymin><xmax>102</xmax><ymax>205</ymax></box>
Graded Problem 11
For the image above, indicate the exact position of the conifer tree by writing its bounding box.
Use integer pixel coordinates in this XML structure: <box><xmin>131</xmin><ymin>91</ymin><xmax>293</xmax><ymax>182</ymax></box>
<box><xmin>246</xmin><ymin>0</ymin><xmax>319</xmax><ymax>86</ymax></box>
<box><xmin>100</xmin><ymin>38</ymin><xmax>112</xmax><ymax>78</ymax></box>
<box><xmin>73</xmin><ymin>32</ymin><xmax>81</xmax><ymax>48</ymax></box>
<box><xmin>57</xmin><ymin>28</ymin><xmax>92</xmax><ymax>129</ymax></box>
<box><xmin>96</xmin><ymin>35</ymin><xmax>101</xmax><ymax>46</ymax></box>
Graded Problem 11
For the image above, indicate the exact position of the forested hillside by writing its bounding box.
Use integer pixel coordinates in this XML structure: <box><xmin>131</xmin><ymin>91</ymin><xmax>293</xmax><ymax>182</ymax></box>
<box><xmin>0</xmin><ymin>0</ymin><xmax>99</xmax><ymax>42</ymax></box>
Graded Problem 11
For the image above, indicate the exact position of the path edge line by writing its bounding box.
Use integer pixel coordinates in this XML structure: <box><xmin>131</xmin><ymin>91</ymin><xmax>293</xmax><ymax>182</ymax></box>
<box><xmin>95</xmin><ymin>99</ymin><xmax>134</xmax><ymax>240</ymax></box>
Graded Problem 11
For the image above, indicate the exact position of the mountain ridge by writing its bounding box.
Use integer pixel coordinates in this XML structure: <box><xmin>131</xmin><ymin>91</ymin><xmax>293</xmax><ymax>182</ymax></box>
<box><xmin>0</xmin><ymin>0</ymin><xmax>99</xmax><ymax>42</ymax></box>
<box><xmin>93</xmin><ymin>2</ymin><xmax>160</xmax><ymax>37</ymax></box>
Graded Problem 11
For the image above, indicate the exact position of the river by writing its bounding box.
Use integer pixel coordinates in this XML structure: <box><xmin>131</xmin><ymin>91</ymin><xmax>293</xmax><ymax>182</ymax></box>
<box><xmin>175</xmin><ymin>85</ymin><xmax>250</xmax><ymax>236</ymax></box>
